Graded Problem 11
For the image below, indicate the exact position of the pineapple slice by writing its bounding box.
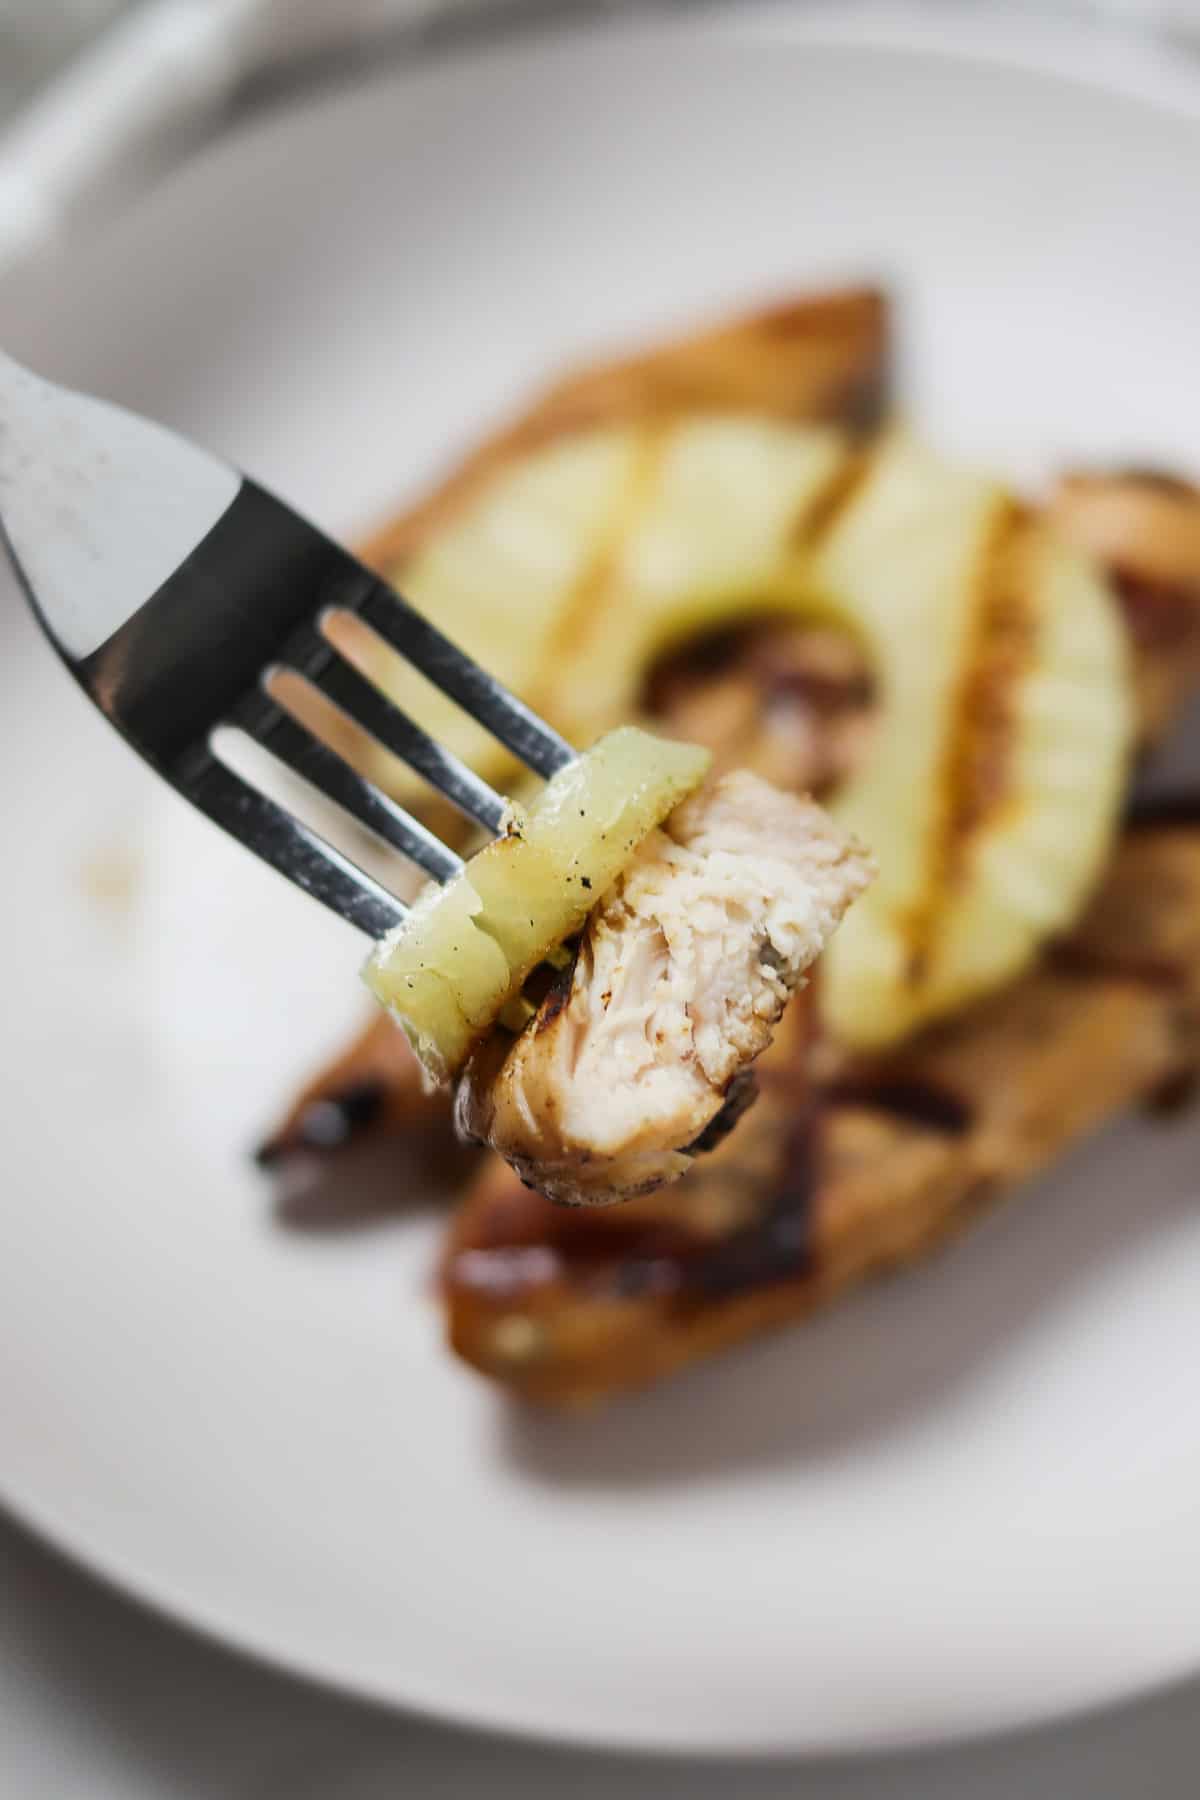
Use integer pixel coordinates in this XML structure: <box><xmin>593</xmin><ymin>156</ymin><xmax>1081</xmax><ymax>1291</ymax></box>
<box><xmin>357</xmin><ymin>417</ymin><xmax>845</xmax><ymax>789</ymax></box>
<box><xmin>364</xmin><ymin>727</ymin><xmax>710</xmax><ymax>1083</ymax></box>
<box><xmin>815</xmin><ymin>442</ymin><xmax>1135</xmax><ymax>1046</ymax></box>
<box><xmin>345</xmin><ymin>431</ymin><xmax>644</xmax><ymax>796</ymax></box>
<box><xmin>361</xmin><ymin>419</ymin><xmax>1133</xmax><ymax>1051</ymax></box>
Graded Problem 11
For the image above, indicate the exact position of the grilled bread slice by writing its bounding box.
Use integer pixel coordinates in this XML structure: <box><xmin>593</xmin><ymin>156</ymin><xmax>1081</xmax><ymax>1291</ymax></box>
<box><xmin>443</xmin><ymin>819</ymin><xmax>1200</xmax><ymax>1406</ymax></box>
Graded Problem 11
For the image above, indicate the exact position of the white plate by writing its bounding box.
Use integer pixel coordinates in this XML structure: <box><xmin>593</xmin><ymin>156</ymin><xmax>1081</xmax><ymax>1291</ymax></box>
<box><xmin>3</xmin><ymin>7</ymin><xmax>1200</xmax><ymax>1758</ymax></box>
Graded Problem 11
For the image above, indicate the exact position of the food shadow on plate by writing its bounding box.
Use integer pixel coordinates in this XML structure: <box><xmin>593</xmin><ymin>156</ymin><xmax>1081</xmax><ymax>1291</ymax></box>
<box><xmin>498</xmin><ymin>1106</ymin><xmax>1200</xmax><ymax>1489</ymax></box>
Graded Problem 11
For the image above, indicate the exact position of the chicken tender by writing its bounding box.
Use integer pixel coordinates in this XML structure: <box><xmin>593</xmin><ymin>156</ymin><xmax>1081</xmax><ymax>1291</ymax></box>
<box><xmin>455</xmin><ymin>773</ymin><xmax>873</xmax><ymax>1204</ymax></box>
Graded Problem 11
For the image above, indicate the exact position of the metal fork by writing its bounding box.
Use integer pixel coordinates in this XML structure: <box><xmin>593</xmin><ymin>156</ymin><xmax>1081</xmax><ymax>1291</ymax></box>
<box><xmin>0</xmin><ymin>349</ymin><xmax>576</xmax><ymax>936</ymax></box>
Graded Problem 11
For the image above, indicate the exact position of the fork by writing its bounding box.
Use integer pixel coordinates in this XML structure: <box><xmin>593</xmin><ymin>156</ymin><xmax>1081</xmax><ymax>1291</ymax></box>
<box><xmin>0</xmin><ymin>348</ymin><xmax>576</xmax><ymax>936</ymax></box>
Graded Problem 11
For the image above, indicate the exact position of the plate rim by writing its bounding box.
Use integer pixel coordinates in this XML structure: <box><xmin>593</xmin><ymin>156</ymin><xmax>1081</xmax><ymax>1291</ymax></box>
<box><xmin>5</xmin><ymin>3</ymin><xmax>1200</xmax><ymax>1758</ymax></box>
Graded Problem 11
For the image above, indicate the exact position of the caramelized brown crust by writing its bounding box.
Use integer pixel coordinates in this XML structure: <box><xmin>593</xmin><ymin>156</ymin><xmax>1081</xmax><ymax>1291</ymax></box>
<box><xmin>444</xmin><ymin>826</ymin><xmax>1200</xmax><ymax>1406</ymax></box>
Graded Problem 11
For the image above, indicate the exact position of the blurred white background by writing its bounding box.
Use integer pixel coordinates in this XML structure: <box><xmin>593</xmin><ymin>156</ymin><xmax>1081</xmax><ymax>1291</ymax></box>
<box><xmin>3</xmin><ymin>0</ymin><xmax>1200</xmax><ymax>279</ymax></box>
<box><xmin>0</xmin><ymin>0</ymin><xmax>130</xmax><ymax>114</ymax></box>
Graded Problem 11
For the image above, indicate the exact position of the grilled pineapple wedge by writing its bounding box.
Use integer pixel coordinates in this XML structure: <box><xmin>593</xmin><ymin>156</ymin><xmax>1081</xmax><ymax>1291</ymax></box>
<box><xmin>362</xmin><ymin>420</ymin><xmax>1133</xmax><ymax>1051</ymax></box>
<box><xmin>364</xmin><ymin>727</ymin><xmax>710</xmax><ymax>1083</ymax></box>
<box><xmin>813</xmin><ymin>441</ymin><xmax>1135</xmax><ymax>1047</ymax></box>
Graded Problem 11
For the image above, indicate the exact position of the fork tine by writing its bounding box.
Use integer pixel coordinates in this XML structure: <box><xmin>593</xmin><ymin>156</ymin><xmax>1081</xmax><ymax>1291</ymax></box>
<box><xmin>2</xmin><ymin>346</ymin><xmax>575</xmax><ymax>939</ymax></box>
<box><xmin>178</xmin><ymin>747</ymin><xmax>407</xmax><ymax>938</ymax></box>
<box><xmin>353</xmin><ymin>581</ymin><xmax>576</xmax><ymax>780</ymax></box>
<box><xmin>229</xmin><ymin>688</ymin><xmax>464</xmax><ymax>885</ymax></box>
<box><xmin>281</xmin><ymin>624</ymin><xmax>513</xmax><ymax>834</ymax></box>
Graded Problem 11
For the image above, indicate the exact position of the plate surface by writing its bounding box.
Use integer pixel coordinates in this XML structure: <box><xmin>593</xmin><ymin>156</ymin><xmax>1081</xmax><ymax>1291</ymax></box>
<box><xmin>3</xmin><ymin>8</ymin><xmax>1200</xmax><ymax>1756</ymax></box>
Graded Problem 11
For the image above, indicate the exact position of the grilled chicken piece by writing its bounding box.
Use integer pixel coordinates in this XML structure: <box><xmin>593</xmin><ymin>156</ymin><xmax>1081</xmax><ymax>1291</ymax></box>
<box><xmin>255</xmin><ymin>619</ymin><xmax>874</xmax><ymax>1177</ymax></box>
<box><xmin>444</xmin><ymin>822</ymin><xmax>1200</xmax><ymax>1406</ymax></box>
<box><xmin>455</xmin><ymin>774</ymin><xmax>874</xmax><ymax>1205</ymax></box>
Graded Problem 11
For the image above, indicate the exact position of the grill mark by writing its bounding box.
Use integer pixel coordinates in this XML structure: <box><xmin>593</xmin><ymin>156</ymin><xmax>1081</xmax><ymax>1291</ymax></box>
<box><xmin>824</xmin><ymin>1074</ymin><xmax>972</xmax><ymax>1135</ymax></box>
<box><xmin>683</xmin><ymin>1069</ymin><xmax>760</xmax><ymax>1156</ymax></box>
<box><xmin>685</xmin><ymin>1106</ymin><xmax>820</xmax><ymax>1298</ymax></box>
<box><xmin>1110</xmin><ymin>566</ymin><xmax>1200</xmax><ymax>652</ymax></box>
<box><xmin>791</xmin><ymin>442</ymin><xmax>876</xmax><ymax>552</ymax></box>
<box><xmin>1146</xmin><ymin>1066</ymin><xmax>1200</xmax><ymax>1117</ymax></box>
<box><xmin>448</xmin><ymin>1075</ymin><xmax>823</xmax><ymax>1310</ymax></box>
<box><xmin>603</xmin><ymin>1105</ymin><xmax>821</xmax><ymax>1304</ymax></box>
<box><xmin>1047</xmin><ymin>940</ymin><xmax>1184</xmax><ymax>991</ymax></box>
<box><xmin>899</xmin><ymin>502</ymin><xmax>1037</xmax><ymax>984</ymax></box>
<box><xmin>529</xmin><ymin>422</ymin><xmax>670</xmax><ymax>722</ymax></box>
<box><xmin>1123</xmin><ymin>790</ymin><xmax>1200</xmax><ymax>833</ymax></box>
<box><xmin>531</xmin><ymin>943</ymin><xmax>580</xmax><ymax>1033</ymax></box>
<box><xmin>1118</xmin><ymin>468</ymin><xmax>1200</xmax><ymax>500</ymax></box>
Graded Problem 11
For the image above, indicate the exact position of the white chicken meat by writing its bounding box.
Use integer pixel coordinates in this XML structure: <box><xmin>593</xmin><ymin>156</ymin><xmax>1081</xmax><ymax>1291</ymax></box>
<box><xmin>455</xmin><ymin>771</ymin><xmax>874</xmax><ymax>1204</ymax></box>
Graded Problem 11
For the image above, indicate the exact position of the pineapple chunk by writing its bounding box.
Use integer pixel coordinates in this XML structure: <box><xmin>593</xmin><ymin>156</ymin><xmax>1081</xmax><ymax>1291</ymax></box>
<box><xmin>364</xmin><ymin>728</ymin><xmax>711</xmax><ymax>1083</ymax></box>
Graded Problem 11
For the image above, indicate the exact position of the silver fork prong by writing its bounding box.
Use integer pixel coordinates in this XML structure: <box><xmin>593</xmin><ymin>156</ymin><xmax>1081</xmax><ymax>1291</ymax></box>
<box><xmin>178</xmin><ymin>745</ymin><xmax>407</xmax><ymax>939</ymax></box>
<box><xmin>229</xmin><ymin>687</ymin><xmax>464</xmax><ymax>886</ymax></box>
<box><xmin>354</xmin><ymin>582</ymin><xmax>576</xmax><ymax>780</ymax></box>
<box><xmin>282</xmin><ymin>624</ymin><xmax>512</xmax><ymax>835</ymax></box>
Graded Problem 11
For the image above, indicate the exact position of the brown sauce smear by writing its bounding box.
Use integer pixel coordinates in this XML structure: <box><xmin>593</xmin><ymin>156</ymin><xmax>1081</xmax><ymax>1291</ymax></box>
<box><xmin>450</xmin><ymin>1065</ymin><xmax>981</xmax><ymax>1311</ymax></box>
